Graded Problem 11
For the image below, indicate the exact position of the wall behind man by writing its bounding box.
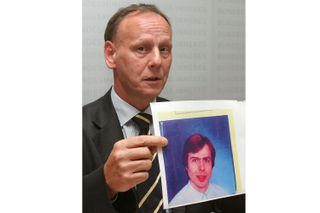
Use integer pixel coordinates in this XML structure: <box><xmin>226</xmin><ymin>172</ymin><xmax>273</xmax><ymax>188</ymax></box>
<box><xmin>83</xmin><ymin>0</ymin><xmax>245</xmax><ymax>105</ymax></box>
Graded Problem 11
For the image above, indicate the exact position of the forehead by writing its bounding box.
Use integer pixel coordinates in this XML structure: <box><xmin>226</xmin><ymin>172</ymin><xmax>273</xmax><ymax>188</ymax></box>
<box><xmin>188</xmin><ymin>144</ymin><xmax>212</xmax><ymax>159</ymax></box>
<box><xmin>115</xmin><ymin>11</ymin><xmax>172</xmax><ymax>41</ymax></box>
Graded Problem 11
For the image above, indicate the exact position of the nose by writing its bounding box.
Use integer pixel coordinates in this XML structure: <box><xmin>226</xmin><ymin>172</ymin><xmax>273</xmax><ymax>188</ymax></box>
<box><xmin>148</xmin><ymin>48</ymin><xmax>161</xmax><ymax>69</ymax></box>
<box><xmin>198</xmin><ymin>160</ymin><xmax>205</xmax><ymax>171</ymax></box>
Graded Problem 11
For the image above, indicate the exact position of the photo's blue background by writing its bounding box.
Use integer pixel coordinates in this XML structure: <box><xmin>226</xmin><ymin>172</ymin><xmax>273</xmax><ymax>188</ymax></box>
<box><xmin>160</xmin><ymin>115</ymin><xmax>236</xmax><ymax>202</ymax></box>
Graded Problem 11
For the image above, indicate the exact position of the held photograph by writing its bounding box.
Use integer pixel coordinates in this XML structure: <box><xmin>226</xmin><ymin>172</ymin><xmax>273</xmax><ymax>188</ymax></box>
<box><xmin>159</xmin><ymin>115</ymin><xmax>238</xmax><ymax>208</ymax></box>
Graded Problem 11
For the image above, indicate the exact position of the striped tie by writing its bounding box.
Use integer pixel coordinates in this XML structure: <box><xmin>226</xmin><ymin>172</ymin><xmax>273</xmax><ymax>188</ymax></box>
<box><xmin>131</xmin><ymin>113</ymin><xmax>164</xmax><ymax>213</ymax></box>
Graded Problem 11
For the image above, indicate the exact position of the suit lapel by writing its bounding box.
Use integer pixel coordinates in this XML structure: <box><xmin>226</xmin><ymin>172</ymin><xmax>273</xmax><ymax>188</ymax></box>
<box><xmin>91</xmin><ymin>89</ymin><xmax>124</xmax><ymax>162</ymax></box>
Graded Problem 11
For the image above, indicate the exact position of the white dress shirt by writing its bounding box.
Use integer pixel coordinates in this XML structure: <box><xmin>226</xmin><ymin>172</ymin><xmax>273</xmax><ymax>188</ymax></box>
<box><xmin>169</xmin><ymin>181</ymin><xmax>228</xmax><ymax>207</ymax></box>
<box><xmin>111</xmin><ymin>87</ymin><xmax>154</xmax><ymax>138</ymax></box>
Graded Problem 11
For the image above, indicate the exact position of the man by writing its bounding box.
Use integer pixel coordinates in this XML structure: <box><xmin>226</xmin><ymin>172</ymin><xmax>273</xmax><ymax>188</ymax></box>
<box><xmin>170</xmin><ymin>134</ymin><xmax>228</xmax><ymax>207</ymax></box>
<box><xmin>83</xmin><ymin>4</ymin><xmax>172</xmax><ymax>213</ymax></box>
<box><xmin>83</xmin><ymin>3</ymin><xmax>245</xmax><ymax>213</ymax></box>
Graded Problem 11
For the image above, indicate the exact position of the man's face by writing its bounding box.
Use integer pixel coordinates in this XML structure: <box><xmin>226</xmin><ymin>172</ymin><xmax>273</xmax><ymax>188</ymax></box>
<box><xmin>186</xmin><ymin>144</ymin><xmax>213</xmax><ymax>192</ymax></box>
<box><xmin>108</xmin><ymin>11</ymin><xmax>172</xmax><ymax>108</ymax></box>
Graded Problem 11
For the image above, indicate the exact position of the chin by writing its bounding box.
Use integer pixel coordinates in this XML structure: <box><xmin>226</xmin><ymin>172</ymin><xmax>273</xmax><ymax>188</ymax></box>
<box><xmin>198</xmin><ymin>183</ymin><xmax>208</xmax><ymax>187</ymax></box>
<box><xmin>143</xmin><ymin>89</ymin><xmax>162</xmax><ymax>99</ymax></box>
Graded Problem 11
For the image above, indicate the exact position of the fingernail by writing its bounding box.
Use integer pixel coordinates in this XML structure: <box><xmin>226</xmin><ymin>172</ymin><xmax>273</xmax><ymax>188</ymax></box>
<box><xmin>162</xmin><ymin>137</ymin><xmax>168</xmax><ymax>145</ymax></box>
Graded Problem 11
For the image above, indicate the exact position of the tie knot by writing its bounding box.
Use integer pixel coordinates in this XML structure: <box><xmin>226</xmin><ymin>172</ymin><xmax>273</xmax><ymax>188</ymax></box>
<box><xmin>132</xmin><ymin>113</ymin><xmax>152</xmax><ymax>135</ymax></box>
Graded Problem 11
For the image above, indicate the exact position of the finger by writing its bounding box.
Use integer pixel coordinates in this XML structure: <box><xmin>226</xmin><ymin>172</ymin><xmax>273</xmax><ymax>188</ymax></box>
<box><xmin>126</xmin><ymin>136</ymin><xmax>168</xmax><ymax>148</ymax></box>
<box><xmin>129</xmin><ymin>171</ymin><xmax>149</xmax><ymax>185</ymax></box>
<box><xmin>127</xmin><ymin>147</ymin><xmax>153</xmax><ymax>160</ymax></box>
<box><xmin>126</xmin><ymin>159</ymin><xmax>153</xmax><ymax>173</ymax></box>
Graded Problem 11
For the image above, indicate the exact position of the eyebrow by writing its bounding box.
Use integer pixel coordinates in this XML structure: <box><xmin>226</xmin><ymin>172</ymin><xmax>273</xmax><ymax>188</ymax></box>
<box><xmin>189</xmin><ymin>156</ymin><xmax>211</xmax><ymax>160</ymax></box>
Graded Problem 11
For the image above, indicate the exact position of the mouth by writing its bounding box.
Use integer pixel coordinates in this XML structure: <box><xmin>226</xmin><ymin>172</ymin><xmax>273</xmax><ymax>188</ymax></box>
<box><xmin>144</xmin><ymin>77</ymin><xmax>161</xmax><ymax>81</ymax></box>
<box><xmin>197</xmin><ymin>175</ymin><xmax>207</xmax><ymax>183</ymax></box>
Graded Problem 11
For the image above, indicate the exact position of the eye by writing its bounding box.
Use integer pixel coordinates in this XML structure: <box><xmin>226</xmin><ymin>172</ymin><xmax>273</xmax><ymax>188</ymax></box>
<box><xmin>191</xmin><ymin>158</ymin><xmax>199</xmax><ymax>163</ymax></box>
<box><xmin>137</xmin><ymin>47</ymin><xmax>146</xmax><ymax>52</ymax></box>
<box><xmin>160</xmin><ymin>46</ymin><xmax>171</xmax><ymax>54</ymax></box>
<box><xmin>160</xmin><ymin>47</ymin><xmax>168</xmax><ymax>52</ymax></box>
<box><xmin>204</xmin><ymin>157</ymin><xmax>211</xmax><ymax>163</ymax></box>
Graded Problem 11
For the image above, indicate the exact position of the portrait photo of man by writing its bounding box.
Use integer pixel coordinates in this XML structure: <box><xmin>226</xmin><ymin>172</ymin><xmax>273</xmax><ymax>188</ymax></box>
<box><xmin>169</xmin><ymin>134</ymin><xmax>228</xmax><ymax>206</ymax></box>
<box><xmin>158</xmin><ymin>115</ymin><xmax>238</xmax><ymax>208</ymax></box>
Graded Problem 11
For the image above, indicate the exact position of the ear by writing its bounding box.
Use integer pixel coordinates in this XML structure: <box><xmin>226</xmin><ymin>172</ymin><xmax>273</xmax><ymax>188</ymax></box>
<box><xmin>104</xmin><ymin>41</ymin><xmax>116</xmax><ymax>69</ymax></box>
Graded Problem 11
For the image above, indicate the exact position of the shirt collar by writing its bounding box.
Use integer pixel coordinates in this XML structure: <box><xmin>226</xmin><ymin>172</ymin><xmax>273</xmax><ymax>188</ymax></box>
<box><xmin>111</xmin><ymin>87</ymin><xmax>153</xmax><ymax>126</ymax></box>
<box><xmin>187</xmin><ymin>181</ymin><xmax>210</xmax><ymax>197</ymax></box>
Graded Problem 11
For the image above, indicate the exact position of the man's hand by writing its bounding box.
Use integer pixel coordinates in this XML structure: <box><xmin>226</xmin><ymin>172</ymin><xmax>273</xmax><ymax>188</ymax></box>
<box><xmin>104</xmin><ymin>136</ymin><xmax>168</xmax><ymax>196</ymax></box>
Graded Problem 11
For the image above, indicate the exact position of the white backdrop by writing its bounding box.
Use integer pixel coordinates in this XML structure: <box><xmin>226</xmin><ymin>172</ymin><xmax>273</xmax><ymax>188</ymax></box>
<box><xmin>83</xmin><ymin>0</ymin><xmax>245</xmax><ymax>105</ymax></box>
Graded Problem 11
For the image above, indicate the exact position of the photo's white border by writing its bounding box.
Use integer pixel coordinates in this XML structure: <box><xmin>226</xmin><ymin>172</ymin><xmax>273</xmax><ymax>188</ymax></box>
<box><xmin>151</xmin><ymin>100</ymin><xmax>245</xmax><ymax>209</ymax></box>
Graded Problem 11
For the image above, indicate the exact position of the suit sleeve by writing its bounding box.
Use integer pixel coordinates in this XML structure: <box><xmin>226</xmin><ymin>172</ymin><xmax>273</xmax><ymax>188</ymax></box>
<box><xmin>83</xmin><ymin>130</ymin><xmax>117</xmax><ymax>213</ymax></box>
<box><xmin>83</xmin><ymin>129</ymin><xmax>138</xmax><ymax>213</ymax></box>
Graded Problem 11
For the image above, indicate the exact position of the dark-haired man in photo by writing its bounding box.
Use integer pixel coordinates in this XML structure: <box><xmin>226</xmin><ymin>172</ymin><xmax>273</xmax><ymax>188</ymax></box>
<box><xmin>170</xmin><ymin>134</ymin><xmax>228</xmax><ymax>206</ymax></box>
<box><xmin>83</xmin><ymin>3</ymin><xmax>245</xmax><ymax>213</ymax></box>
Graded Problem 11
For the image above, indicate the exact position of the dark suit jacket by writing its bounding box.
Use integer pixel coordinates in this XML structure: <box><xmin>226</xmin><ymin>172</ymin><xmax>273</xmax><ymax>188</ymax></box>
<box><xmin>83</xmin><ymin>88</ymin><xmax>245</xmax><ymax>213</ymax></box>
